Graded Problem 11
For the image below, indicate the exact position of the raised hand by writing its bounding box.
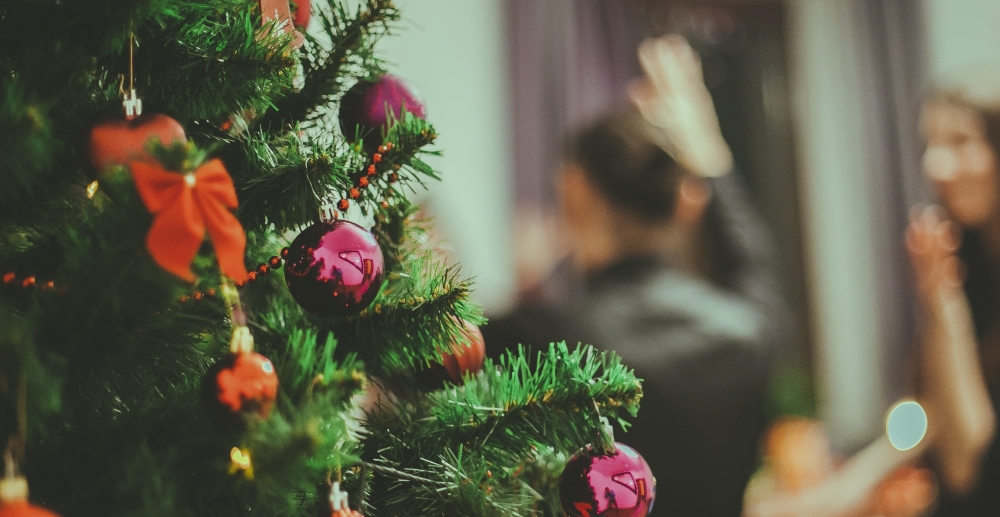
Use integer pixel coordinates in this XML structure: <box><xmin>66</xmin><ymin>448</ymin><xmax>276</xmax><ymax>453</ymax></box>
<box><xmin>905</xmin><ymin>205</ymin><xmax>964</xmax><ymax>301</ymax></box>
<box><xmin>629</xmin><ymin>35</ymin><xmax>734</xmax><ymax>178</ymax></box>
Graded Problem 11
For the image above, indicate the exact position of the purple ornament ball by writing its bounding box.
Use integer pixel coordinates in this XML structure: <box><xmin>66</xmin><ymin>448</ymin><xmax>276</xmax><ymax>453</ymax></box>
<box><xmin>339</xmin><ymin>74</ymin><xmax>427</xmax><ymax>148</ymax></box>
<box><xmin>560</xmin><ymin>442</ymin><xmax>655</xmax><ymax>517</ymax></box>
<box><xmin>284</xmin><ymin>220</ymin><xmax>385</xmax><ymax>317</ymax></box>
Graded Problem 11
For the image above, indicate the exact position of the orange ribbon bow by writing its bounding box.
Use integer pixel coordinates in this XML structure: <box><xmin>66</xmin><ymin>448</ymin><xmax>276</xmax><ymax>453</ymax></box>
<box><xmin>131</xmin><ymin>159</ymin><xmax>248</xmax><ymax>282</ymax></box>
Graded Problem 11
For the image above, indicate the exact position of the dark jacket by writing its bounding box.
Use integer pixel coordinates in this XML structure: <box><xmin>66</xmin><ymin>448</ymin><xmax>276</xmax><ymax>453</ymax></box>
<box><xmin>483</xmin><ymin>173</ymin><xmax>785</xmax><ymax>517</ymax></box>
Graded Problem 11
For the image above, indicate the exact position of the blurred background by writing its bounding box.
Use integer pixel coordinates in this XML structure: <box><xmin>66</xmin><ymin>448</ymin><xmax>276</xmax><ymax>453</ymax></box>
<box><xmin>373</xmin><ymin>0</ymin><xmax>1000</xmax><ymax>460</ymax></box>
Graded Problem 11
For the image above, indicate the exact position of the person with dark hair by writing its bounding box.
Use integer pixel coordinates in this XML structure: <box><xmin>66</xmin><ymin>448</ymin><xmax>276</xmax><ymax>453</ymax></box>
<box><xmin>484</xmin><ymin>36</ymin><xmax>787</xmax><ymax>517</ymax></box>
<box><xmin>746</xmin><ymin>71</ymin><xmax>1000</xmax><ymax>517</ymax></box>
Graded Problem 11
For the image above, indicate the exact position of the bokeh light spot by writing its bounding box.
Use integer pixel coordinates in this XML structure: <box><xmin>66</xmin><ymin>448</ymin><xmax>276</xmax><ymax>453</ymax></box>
<box><xmin>886</xmin><ymin>400</ymin><xmax>928</xmax><ymax>451</ymax></box>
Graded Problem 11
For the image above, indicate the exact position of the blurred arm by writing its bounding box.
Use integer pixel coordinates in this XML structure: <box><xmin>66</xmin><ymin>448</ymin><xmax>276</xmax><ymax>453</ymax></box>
<box><xmin>704</xmin><ymin>173</ymin><xmax>783</xmax><ymax>310</ymax></box>
<box><xmin>630</xmin><ymin>35</ymin><xmax>733</xmax><ymax>179</ymax></box>
<box><xmin>919</xmin><ymin>283</ymin><xmax>996</xmax><ymax>493</ymax></box>
<box><xmin>907</xmin><ymin>208</ymin><xmax>996</xmax><ymax>494</ymax></box>
<box><xmin>744</xmin><ymin>435</ymin><xmax>927</xmax><ymax>517</ymax></box>
<box><xmin>631</xmin><ymin>34</ymin><xmax>787</xmax><ymax>327</ymax></box>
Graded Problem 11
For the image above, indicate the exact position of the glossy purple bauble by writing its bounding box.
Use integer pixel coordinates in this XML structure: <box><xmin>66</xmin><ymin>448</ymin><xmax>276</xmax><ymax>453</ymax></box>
<box><xmin>339</xmin><ymin>74</ymin><xmax>427</xmax><ymax>148</ymax></box>
<box><xmin>284</xmin><ymin>220</ymin><xmax>385</xmax><ymax>317</ymax></box>
<box><xmin>560</xmin><ymin>442</ymin><xmax>655</xmax><ymax>517</ymax></box>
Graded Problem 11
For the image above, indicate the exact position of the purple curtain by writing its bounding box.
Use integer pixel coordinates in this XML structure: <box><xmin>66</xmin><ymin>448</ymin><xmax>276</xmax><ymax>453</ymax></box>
<box><xmin>505</xmin><ymin>0</ymin><xmax>638</xmax><ymax>210</ymax></box>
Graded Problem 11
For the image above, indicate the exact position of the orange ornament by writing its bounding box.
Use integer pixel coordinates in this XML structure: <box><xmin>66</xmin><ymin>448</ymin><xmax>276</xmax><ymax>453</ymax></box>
<box><xmin>873</xmin><ymin>466</ymin><xmax>936</xmax><ymax>517</ymax></box>
<box><xmin>89</xmin><ymin>114</ymin><xmax>186</xmax><ymax>174</ymax></box>
<box><xmin>214</xmin><ymin>352</ymin><xmax>279</xmax><ymax>417</ymax></box>
<box><xmin>131</xmin><ymin>159</ymin><xmax>248</xmax><ymax>282</ymax></box>
<box><xmin>763</xmin><ymin>417</ymin><xmax>834</xmax><ymax>492</ymax></box>
<box><xmin>440</xmin><ymin>319</ymin><xmax>486</xmax><ymax>383</ymax></box>
<box><xmin>0</xmin><ymin>501</ymin><xmax>60</xmax><ymax>517</ymax></box>
<box><xmin>0</xmin><ymin>476</ymin><xmax>60</xmax><ymax>517</ymax></box>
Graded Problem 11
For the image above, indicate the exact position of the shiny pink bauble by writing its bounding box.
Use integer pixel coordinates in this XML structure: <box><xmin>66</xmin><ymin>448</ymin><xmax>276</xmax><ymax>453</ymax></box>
<box><xmin>560</xmin><ymin>442</ymin><xmax>656</xmax><ymax>517</ymax></box>
<box><xmin>284</xmin><ymin>220</ymin><xmax>384</xmax><ymax>317</ymax></box>
<box><xmin>339</xmin><ymin>74</ymin><xmax>426</xmax><ymax>148</ymax></box>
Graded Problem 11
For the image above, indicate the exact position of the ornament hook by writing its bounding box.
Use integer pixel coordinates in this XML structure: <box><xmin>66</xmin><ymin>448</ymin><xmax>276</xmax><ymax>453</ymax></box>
<box><xmin>329</xmin><ymin>481</ymin><xmax>350</xmax><ymax>511</ymax></box>
<box><xmin>229</xmin><ymin>325</ymin><xmax>254</xmax><ymax>354</ymax></box>
<box><xmin>122</xmin><ymin>32</ymin><xmax>142</xmax><ymax>119</ymax></box>
<box><xmin>318</xmin><ymin>199</ymin><xmax>339</xmax><ymax>222</ymax></box>
<box><xmin>592</xmin><ymin>398</ymin><xmax>614</xmax><ymax>442</ymax></box>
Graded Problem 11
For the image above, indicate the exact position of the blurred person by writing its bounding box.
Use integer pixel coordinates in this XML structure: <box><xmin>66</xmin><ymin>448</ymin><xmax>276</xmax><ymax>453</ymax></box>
<box><xmin>746</xmin><ymin>72</ymin><xmax>1000</xmax><ymax>517</ymax></box>
<box><xmin>484</xmin><ymin>36</ymin><xmax>789</xmax><ymax>517</ymax></box>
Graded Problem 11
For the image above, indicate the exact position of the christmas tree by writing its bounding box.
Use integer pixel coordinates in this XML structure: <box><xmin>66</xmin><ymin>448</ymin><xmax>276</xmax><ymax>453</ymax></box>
<box><xmin>0</xmin><ymin>1</ymin><xmax>647</xmax><ymax>516</ymax></box>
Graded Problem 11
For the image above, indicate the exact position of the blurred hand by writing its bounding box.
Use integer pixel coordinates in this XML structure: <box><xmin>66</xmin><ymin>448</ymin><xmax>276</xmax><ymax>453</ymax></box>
<box><xmin>743</xmin><ymin>476</ymin><xmax>870</xmax><ymax>517</ymax></box>
<box><xmin>744</xmin><ymin>467</ymin><xmax>934</xmax><ymax>517</ymax></box>
<box><xmin>905</xmin><ymin>205</ymin><xmax>963</xmax><ymax>302</ymax></box>
<box><xmin>629</xmin><ymin>35</ymin><xmax>733</xmax><ymax>178</ymax></box>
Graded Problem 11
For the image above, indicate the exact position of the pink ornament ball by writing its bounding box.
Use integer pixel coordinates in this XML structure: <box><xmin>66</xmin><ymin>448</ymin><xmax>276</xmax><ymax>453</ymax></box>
<box><xmin>284</xmin><ymin>220</ymin><xmax>384</xmax><ymax>317</ymax></box>
<box><xmin>560</xmin><ymin>442</ymin><xmax>655</xmax><ymax>517</ymax></box>
<box><xmin>339</xmin><ymin>74</ymin><xmax>426</xmax><ymax>150</ymax></box>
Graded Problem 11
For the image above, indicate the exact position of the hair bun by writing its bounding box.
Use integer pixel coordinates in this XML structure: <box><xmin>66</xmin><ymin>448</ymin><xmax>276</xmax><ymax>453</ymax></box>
<box><xmin>568</xmin><ymin>109</ymin><xmax>683</xmax><ymax>221</ymax></box>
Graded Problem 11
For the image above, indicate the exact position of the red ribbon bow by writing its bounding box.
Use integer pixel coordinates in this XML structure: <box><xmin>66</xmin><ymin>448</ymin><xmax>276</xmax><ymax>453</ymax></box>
<box><xmin>131</xmin><ymin>159</ymin><xmax>248</xmax><ymax>282</ymax></box>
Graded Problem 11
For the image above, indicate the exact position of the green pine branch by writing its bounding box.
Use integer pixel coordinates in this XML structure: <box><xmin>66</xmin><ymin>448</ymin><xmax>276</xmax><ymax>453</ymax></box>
<box><xmin>255</xmin><ymin>0</ymin><xmax>399</xmax><ymax>131</ymax></box>
<box><xmin>135</xmin><ymin>1</ymin><xmax>298</xmax><ymax>122</ymax></box>
<box><xmin>0</xmin><ymin>0</ymin><xmax>182</xmax><ymax>91</ymax></box>
<box><xmin>370</xmin><ymin>197</ymin><xmax>426</xmax><ymax>274</ymax></box>
<box><xmin>361</xmin><ymin>343</ymin><xmax>644</xmax><ymax>517</ymax></box>
<box><xmin>0</xmin><ymin>79</ymin><xmax>62</xmax><ymax>222</ymax></box>
<box><xmin>232</xmin><ymin>112</ymin><xmax>437</xmax><ymax>233</ymax></box>
<box><xmin>339</xmin><ymin>251</ymin><xmax>483</xmax><ymax>376</ymax></box>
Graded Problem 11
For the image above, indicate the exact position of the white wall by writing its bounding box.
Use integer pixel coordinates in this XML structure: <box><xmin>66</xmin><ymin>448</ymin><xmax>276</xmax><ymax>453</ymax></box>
<box><xmin>787</xmin><ymin>0</ymin><xmax>887</xmax><ymax>451</ymax></box>
<box><xmin>924</xmin><ymin>0</ymin><xmax>1000</xmax><ymax>77</ymax></box>
<box><xmin>373</xmin><ymin>0</ymin><xmax>516</xmax><ymax>313</ymax></box>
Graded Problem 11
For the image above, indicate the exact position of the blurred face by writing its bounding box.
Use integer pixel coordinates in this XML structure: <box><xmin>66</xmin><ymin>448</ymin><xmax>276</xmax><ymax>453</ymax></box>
<box><xmin>921</xmin><ymin>102</ymin><xmax>1000</xmax><ymax>228</ymax></box>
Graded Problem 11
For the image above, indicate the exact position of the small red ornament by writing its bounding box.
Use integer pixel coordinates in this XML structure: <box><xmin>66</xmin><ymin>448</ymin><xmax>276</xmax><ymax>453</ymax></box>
<box><xmin>131</xmin><ymin>158</ymin><xmax>248</xmax><ymax>282</ymax></box>
<box><xmin>89</xmin><ymin>114</ymin><xmax>186</xmax><ymax>174</ymax></box>
<box><xmin>440</xmin><ymin>319</ymin><xmax>486</xmax><ymax>383</ymax></box>
<box><xmin>339</xmin><ymin>75</ymin><xmax>426</xmax><ymax>151</ymax></box>
<box><xmin>214</xmin><ymin>352</ymin><xmax>279</xmax><ymax>417</ymax></box>
<box><xmin>284</xmin><ymin>220</ymin><xmax>385</xmax><ymax>317</ymax></box>
<box><xmin>292</xmin><ymin>0</ymin><xmax>311</xmax><ymax>28</ymax></box>
<box><xmin>560</xmin><ymin>443</ymin><xmax>655</xmax><ymax>517</ymax></box>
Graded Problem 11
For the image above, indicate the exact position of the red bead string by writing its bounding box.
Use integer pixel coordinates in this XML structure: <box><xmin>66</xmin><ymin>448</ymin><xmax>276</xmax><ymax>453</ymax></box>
<box><xmin>333</xmin><ymin>142</ymin><xmax>398</xmax><ymax>215</ymax></box>
<box><xmin>178</xmin><ymin>287</ymin><xmax>219</xmax><ymax>304</ymax></box>
<box><xmin>9</xmin><ymin>140</ymin><xmax>399</xmax><ymax>300</ymax></box>
<box><xmin>1</xmin><ymin>271</ymin><xmax>60</xmax><ymax>293</ymax></box>
<box><xmin>234</xmin><ymin>248</ymin><xmax>289</xmax><ymax>288</ymax></box>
